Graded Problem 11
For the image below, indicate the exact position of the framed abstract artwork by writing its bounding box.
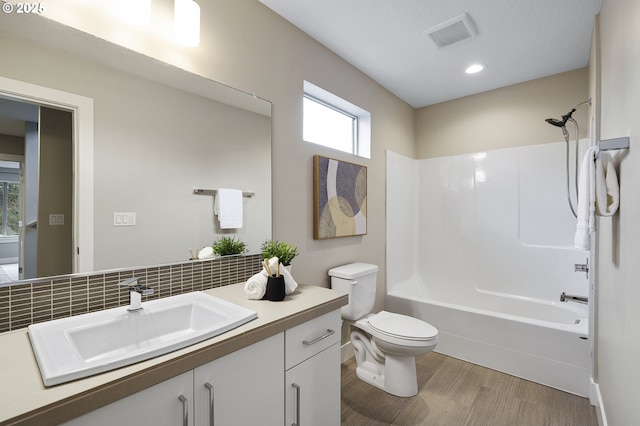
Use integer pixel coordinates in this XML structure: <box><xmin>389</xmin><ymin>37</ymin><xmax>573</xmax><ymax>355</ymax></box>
<box><xmin>313</xmin><ymin>155</ymin><xmax>367</xmax><ymax>239</ymax></box>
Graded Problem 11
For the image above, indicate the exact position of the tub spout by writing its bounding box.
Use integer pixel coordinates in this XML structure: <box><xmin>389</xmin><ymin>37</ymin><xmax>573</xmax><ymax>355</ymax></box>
<box><xmin>560</xmin><ymin>292</ymin><xmax>588</xmax><ymax>304</ymax></box>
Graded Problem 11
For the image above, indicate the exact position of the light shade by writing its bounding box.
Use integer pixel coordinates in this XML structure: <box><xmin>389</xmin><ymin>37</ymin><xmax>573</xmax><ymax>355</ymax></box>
<box><xmin>465</xmin><ymin>63</ymin><xmax>486</xmax><ymax>74</ymax></box>
<box><xmin>174</xmin><ymin>0</ymin><xmax>200</xmax><ymax>47</ymax></box>
<box><xmin>119</xmin><ymin>0</ymin><xmax>151</xmax><ymax>26</ymax></box>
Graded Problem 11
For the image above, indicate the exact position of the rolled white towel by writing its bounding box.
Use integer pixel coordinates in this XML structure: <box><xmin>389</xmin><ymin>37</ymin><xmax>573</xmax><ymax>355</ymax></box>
<box><xmin>198</xmin><ymin>246</ymin><xmax>214</xmax><ymax>259</ymax></box>
<box><xmin>244</xmin><ymin>272</ymin><xmax>267</xmax><ymax>300</ymax></box>
<box><xmin>265</xmin><ymin>257</ymin><xmax>298</xmax><ymax>295</ymax></box>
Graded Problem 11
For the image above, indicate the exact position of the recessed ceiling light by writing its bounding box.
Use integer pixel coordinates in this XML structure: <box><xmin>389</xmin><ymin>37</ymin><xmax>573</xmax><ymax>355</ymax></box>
<box><xmin>465</xmin><ymin>63</ymin><xmax>486</xmax><ymax>74</ymax></box>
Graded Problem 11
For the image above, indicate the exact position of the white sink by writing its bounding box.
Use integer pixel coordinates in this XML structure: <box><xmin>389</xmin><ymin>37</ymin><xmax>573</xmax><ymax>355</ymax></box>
<box><xmin>28</xmin><ymin>291</ymin><xmax>257</xmax><ymax>386</ymax></box>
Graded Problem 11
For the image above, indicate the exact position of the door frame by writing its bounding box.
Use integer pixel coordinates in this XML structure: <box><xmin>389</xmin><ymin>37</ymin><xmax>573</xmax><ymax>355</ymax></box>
<box><xmin>0</xmin><ymin>75</ymin><xmax>94</xmax><ymax>275</ymax></box>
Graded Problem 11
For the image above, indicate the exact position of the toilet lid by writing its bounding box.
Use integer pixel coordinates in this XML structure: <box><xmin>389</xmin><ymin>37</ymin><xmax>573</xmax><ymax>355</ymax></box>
<box><xmin>368</xmin><ymin>311</ymin><xmax>438</xmax><ymax>341</ymax></box>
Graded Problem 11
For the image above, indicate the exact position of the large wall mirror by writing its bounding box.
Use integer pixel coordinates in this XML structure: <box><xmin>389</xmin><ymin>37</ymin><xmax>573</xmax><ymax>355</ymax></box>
<box><xmin>0</xmin><ymin>15</ymin><xmax>272</xmax><ymax>284</ymax></box>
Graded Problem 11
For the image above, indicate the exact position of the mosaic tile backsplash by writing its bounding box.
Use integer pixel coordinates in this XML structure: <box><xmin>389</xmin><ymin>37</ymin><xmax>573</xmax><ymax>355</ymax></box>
<box><xmin>0</xmin><ymin>254</ymin><xmax>262</xmax><ymax>333</ymax></box>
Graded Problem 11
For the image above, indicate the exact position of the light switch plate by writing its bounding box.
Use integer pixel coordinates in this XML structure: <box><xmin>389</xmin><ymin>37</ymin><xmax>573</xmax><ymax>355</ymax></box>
<box><xmin>114</xmin><ymin>212</ymin><xmax>136</xmax><ymax>226</ymax></box>
<box><xmin>49</xmin><ymin>214</ymin><xmax>64</xmax><ymax>225</ymax></box>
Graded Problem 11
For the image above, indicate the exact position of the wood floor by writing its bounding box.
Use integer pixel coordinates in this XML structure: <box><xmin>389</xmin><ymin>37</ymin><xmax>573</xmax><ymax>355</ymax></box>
<box><xmin>341</xmin><ymin>352</ymin><xmax>598</xmax><ymax>426</ymax></box>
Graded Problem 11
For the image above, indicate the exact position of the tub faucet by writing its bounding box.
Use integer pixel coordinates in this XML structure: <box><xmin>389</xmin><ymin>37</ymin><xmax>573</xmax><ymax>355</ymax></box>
<box><xmin>118</xmin><ymin>277</ymin><xmax>154</xmax><ymax>311</ymax></box>
<box><xmin>560</xmin><ymin>292</ymin><xmax>588</xmax><ymax>304</ymax></box>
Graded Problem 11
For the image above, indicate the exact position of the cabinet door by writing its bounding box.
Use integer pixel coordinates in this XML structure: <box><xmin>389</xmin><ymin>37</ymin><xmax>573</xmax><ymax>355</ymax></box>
<box><xmin>285</xmin><ymin>343</ymin><xmax>340</xmax><ymax>426</ymax></box>
<box><xmin>62</xmin><ymin>370</ymin><xmax>194</xmax><ymax>426</ymax></box>
<box><xmin>194</xmin><ymin>332</ymin><xmax>284</xmax><ymax>426</ymax></box>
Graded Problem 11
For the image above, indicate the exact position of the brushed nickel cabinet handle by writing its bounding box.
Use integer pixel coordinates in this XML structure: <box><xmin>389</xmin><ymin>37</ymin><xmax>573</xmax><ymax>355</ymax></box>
<box><xmin>204</xmin><ymin>382</ymin><xmax>215</xmax><ymax>426</ymax></box>
<box><xmin>291</xmin><ymin>383</ymin><xmax>301</xmax><ymax>426</ymax></box>
<box><xmin>302</xmin><ymin>329</ymin><xmax>335</xmax><ymax>346</ymax></box>
<box><xmin>178</xmin><ymin>394</ymin><xmax>189</xmax><ymax>426</ymax></box>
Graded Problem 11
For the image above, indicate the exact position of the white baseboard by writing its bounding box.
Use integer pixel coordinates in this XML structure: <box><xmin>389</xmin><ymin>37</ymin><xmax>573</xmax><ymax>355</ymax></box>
<box><xmin>341</xmin><ymin>341</ymin><xmax>354</xmax><ymax>363</ymax></box>
<box><xmin>590</xmin><ymin>379</ymin><xmax>607</xmax><ymax>426</ymax></box>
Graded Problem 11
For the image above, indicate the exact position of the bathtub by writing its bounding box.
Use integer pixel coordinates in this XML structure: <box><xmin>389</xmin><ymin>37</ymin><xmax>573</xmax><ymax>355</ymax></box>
<box><xmin>386</xmin><ymin>279</ymin><xmax>591</xmax><ymax>397</ymax></box>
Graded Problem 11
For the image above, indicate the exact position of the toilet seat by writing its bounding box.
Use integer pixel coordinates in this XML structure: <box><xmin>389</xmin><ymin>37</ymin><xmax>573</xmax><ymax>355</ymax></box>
<box><xmin>367</xmin><ymin>311</ymin><xmax>438</xmax><ymax>344</ymax></box>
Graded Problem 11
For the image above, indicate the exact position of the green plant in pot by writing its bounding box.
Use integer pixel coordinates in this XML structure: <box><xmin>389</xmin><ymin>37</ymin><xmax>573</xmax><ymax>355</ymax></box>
<box><xmin>260</xmin><ymin>240</ymin><xmax>299</xmax><ymax>266</ymax></box>
<box><xmin>212</xmin><ymin>236</ymin><xmax>248</xmax><ymax>256</ymax></box>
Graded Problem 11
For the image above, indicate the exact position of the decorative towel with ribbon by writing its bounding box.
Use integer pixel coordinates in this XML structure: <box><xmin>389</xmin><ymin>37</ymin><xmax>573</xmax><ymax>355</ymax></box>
<box><xmin>574</xmin><ymin>146</ymin><xmax>620</xmax><ymax>251</ymax></box>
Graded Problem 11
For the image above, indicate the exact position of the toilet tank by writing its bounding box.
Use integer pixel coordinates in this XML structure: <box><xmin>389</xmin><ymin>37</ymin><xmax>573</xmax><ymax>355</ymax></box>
<box><xmin>329</xmin><ymin>263</ymin><xmax>378</xmax><ymax>321</ymax></box>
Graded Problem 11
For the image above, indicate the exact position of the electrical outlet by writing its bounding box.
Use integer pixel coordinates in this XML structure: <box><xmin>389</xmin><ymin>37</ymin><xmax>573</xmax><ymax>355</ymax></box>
<box><xmin>114</xmin><ymin>212</ymin><xmax>136</xmax><ymax>226</ymax></box>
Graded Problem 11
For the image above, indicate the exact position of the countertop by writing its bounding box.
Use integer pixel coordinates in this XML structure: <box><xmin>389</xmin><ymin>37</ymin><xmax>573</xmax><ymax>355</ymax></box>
<box><xmin>0</xmin><ymin>283</ymin><xmax>347</xmax><ymax>426</ymax></box>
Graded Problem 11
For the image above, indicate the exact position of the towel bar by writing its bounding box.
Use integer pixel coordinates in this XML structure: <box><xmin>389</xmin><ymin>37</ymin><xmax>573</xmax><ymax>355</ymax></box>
<box><xmin>599</xmin><ymin>136</ymin><xmax>629</xmax><ymax>151</ymax></box>
<box><xmin>193</xmin><ymin>189</ymin><xmax>255</xmax><ymax>197</ymax></box>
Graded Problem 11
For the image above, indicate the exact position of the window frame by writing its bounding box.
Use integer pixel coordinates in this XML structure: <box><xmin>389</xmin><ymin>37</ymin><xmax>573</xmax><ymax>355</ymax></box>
<box><xmin>303</xmin><ymin>80</ymin><xmax>371</xmax><ymax>159</ymax></box>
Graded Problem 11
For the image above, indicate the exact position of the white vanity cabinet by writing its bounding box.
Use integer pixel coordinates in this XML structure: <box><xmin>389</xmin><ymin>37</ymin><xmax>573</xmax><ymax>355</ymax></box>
<box><xmin>62</xmin><ymin>333</ymin><xmax>284</xmax><ymax>426</ymax></box>
<box><xmin>62</xmin><ymin>370</ymin><xmax>195</xmax><ymax>426</ymax></box>
<box><xmin>285</xmin><ymin>310</ymin><xmax>341</xmax><ymax>426</ymax></box>
<box><xmin>60</xmin><ymin>310</ymin><xmax>343</xmax><ymax>426</ymax></box>
<box><xmin>193</xmin><ymin>333</ymin><xmax>284</xmax><ymax>426</ymax></box>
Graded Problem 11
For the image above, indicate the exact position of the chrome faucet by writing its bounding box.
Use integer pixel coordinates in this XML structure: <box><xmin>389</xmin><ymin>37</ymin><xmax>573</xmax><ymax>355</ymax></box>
<box><xmin>118</xmin><ymin>277</ymin><xmax>154</xmax><ymax>311</ymax></box>
<box><xmin>560</xmin><ymin>292</ymin><xmax>588</xmax><ymax>304</ymax></box>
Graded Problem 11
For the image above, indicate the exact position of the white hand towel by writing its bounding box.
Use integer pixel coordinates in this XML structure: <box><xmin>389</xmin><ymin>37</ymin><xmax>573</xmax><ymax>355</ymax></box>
<box><xmin>574</xmin><ymin>147</ymin><xmax>599</xmax><ymax>251</ymax></box>
<box><xmin>280</xmin><ymin>262</ymin><xmax>299</xmax><ymax>295</ymax></box>
<box><xmin>214</xmin><ymin>188</ymin><xmax>243</xmax><ymax>229</ymax></box>
<box><xmin>244</xmin><ymin>272</ymin><xmax>267</xmax><ymax>300</ymax></box>
<box><xmin>595</xmin><ymin>151</ymin><xmax>620</xmax><ymax>216</ymax></box>
<box><xmin>266</xmin><ymin>257</ymin><xmax>298</xmax><ymax>295</ymax></box>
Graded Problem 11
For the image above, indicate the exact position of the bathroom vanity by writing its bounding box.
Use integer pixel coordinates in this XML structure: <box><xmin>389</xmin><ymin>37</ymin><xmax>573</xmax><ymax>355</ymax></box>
<box><xmin>0</xmin><ymin>283</ymin><xmax>346</xmax><ymax>426</ymax></box>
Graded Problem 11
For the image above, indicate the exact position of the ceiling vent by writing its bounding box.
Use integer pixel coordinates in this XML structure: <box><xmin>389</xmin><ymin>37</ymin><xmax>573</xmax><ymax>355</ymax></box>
<box><xmin>423</xmin><ymin>13</ymin><xmax>477</xmax><ymax>49</ymax></box>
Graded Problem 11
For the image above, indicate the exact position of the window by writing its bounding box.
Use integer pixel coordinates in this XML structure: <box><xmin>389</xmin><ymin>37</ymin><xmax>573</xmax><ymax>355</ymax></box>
<box><xmin>303</xmin><ymin>81</ymin><xmax>371</xmax><ymax>158</ymax></box>
<box><xmin>0</xmin><ymin>181</ymin><xmax>19</xmax><ymax>238</ymax></box>
<box><xmin>0</xmin><ymin>162</ymin><xmax>20</xmax><ymax>239</ymax></box>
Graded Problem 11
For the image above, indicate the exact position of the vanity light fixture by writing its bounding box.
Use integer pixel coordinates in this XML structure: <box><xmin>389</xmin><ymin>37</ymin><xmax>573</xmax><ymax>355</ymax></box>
<box><xmin>119</xmin><ymin>0</ymin><xmax>151</xmax><ymax>26</ymax></box>
<box><xmin>465</xmin><ymin>63</ymin><xmax>486</xmax><ymax>74</ymax></box>
<box><xmin>174</xmin><ymin>0</ymin><xmax>200</xmax><ymax>47</ymax></box>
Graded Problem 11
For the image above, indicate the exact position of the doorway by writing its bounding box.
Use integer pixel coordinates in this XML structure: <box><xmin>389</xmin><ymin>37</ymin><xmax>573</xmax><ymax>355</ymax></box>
<box><xmin>0</xmin><ymin>75</ymin><xmax>94</xmax><ymax>280</ymax></box>
<box><xmin>0</xmin><ymin>96</ymin><xmax>74</xmax><ymax>281</ymax></box>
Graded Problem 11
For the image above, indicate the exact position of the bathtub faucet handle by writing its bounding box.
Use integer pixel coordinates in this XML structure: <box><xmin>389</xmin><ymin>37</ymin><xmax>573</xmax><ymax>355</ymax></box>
<box><xmin>574</xmin><ymin>258</ymin><xmax>589</xmax><ymax>279</ymax></box>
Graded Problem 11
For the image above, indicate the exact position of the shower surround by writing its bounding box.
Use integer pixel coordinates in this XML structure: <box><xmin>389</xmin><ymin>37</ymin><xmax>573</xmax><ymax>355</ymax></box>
<box><xmin>385</xmin><ymin>142</ymin><xmax>592</xmax><ymax>396</ymax></box>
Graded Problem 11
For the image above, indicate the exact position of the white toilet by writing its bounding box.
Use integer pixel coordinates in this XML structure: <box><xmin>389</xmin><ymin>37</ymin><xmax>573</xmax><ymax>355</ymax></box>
<box><xmin>329</xmin><ymin>263</ymin><xmax>438</xmax><ymax>397</ymax></box>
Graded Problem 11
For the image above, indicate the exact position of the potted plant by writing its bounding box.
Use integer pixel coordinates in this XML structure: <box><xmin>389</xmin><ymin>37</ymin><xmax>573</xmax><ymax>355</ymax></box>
<box><xmin>260</xmin><ymin>240</ymin><xmax>299</xmax><ymax>268</ymax></box>
<box><xmin>212</xmin><ymin>236</ymin><xmax>248</xmax><ymax>256</ymax></box>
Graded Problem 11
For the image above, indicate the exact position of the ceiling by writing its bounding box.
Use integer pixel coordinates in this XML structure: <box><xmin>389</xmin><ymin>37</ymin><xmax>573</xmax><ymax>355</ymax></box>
<box><xmin>258</xmin><ymin>0</ymin><xmax>602</xmax><ymax>108</ymax></box>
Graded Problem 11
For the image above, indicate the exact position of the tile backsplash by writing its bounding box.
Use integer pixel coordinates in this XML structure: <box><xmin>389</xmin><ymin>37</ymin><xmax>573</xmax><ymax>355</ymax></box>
<box><xmin>0</xmin><ymin>254</ymin><xmax>261</xmax><ymax>333</ymax></box>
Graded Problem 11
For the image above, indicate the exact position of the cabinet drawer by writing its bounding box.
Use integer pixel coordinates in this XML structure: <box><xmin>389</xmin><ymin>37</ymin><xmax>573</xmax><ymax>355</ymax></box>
<box><xmin>285</xmin><ymin>309</ymin><xmax>340</xmax><ymax>370</ymax></box>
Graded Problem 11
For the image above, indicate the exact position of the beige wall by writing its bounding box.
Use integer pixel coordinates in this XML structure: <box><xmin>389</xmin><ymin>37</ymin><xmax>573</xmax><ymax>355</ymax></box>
<box><xmin>416</xmin><ymin>68</ymin><xmax>589</xmax><ymax>158</ymax></box>
<box><xmin>1</xmin><ymin>0</ymin><xmax>416</xmax><ymax>311</ymax></box>
<box><xmin>593</xmin><ymin>0</ymin><xmax>640</xmax><ymax>423</ymax></box>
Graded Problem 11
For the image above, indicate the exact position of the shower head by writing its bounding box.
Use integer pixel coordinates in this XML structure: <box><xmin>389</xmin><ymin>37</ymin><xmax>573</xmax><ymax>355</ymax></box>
<box><xmin>545</xmin><ymin>108</ymin><xmax>576</xmax><ymax>128</ymax></box>
<box><xmin>545</xmin><ymin>117</ymin><xmax>567</xmax><ymax>127</ymax></box>
<box><xmin>544</xmin><ymin>98</ymin><xmax>591</xmax><ymax>130</ymax></box>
